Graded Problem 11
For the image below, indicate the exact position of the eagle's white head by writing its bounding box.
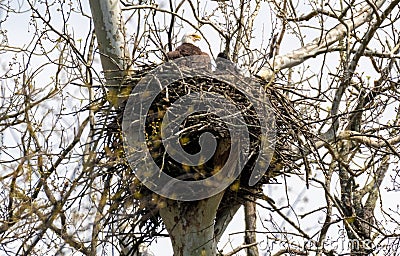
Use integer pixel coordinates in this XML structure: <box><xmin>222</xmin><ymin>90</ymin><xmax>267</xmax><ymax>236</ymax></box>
<box><xmin>181</xmin><ymin>33</ymin><xmax>202</xmax><ymax>44</ymax></box>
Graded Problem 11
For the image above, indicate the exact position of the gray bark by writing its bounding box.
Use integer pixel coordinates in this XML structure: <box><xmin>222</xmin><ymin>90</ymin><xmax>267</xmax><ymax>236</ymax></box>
<box><xmin>159</xmin><ymin>192</ymin><xmax>224</xmax><ymax>256</ymax></box>
<box><xmin>244</xmin><ymin>199</ymin><xmax>259</xmax><ymax>256</ymax></box>
<box><xmin>88</xmin><ymin>0</ymin><xmax>132</xmax><ymax>107</ymax></box>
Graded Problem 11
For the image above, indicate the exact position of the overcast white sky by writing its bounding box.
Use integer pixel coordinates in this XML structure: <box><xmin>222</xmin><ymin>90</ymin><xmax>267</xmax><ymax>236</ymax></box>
<box><xmin>1</xmin><ymin>0</ymin><xmax>400</xmax><ymax>255</ymax></box>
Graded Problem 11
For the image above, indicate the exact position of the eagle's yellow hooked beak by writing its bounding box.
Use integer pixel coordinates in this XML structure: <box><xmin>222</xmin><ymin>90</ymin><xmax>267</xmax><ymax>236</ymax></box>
<box><xmin>192</xmin><ymin>34</ymin><xmax>202</xmax><ymax>41</ymax></box>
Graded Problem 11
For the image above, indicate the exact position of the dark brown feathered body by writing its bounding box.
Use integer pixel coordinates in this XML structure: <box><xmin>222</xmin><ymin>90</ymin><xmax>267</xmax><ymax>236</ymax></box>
<box><xmin>167</xmin><ymin>43</ymin><xmax>209</xmax><ymax>59</ymax></box>
<box><xmin>167</xmin><ymin>43</ymin><xmax>210</xmax><ymax>70</ymax></box>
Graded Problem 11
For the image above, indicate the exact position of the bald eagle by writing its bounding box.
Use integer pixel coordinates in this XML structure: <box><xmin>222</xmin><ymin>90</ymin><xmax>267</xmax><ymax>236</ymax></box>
<box><xmin>167</xmin><ymin>33</ymin><xmax>209</xmax><ymax>60</ymax></box>
<box><xmin>216</xmin><ymin>52</ymin><xmax>239</xmax><ymax>74</ymax></box>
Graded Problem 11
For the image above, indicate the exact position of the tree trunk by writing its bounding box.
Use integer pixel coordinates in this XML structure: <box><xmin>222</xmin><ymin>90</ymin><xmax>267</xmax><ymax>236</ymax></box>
<box><xmin>159</xmin><ymin>192</ymin><xmax>224</xmax><ymax>256</ymax></box>
<box><xmin>88</xmin><ymin>0</ymin><xmax>132</xmax><ymax>107</ymax></box>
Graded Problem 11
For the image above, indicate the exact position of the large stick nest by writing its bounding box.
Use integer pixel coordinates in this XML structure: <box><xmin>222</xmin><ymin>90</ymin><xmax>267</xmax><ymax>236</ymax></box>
<box><xmin>97</xmin><ymin>60</ymin><xmax>307</xmax><ymax>254</ymax></box>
